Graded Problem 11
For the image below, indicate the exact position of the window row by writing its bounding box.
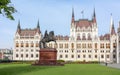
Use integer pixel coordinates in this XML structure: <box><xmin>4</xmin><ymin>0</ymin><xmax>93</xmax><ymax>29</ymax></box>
<box><xmin>48</xmin><ymin>43</ymin><xmax>69</xmax><ymax>48</ymax></box>
<box><xmin>16</xmin><ymin>49</ymin><xmax>39</xmax><ymax>52</ymax></box>
<box><xmin>16</xmin><ymin>42</ymin><xmax>112</xmax><ymax>49</ymax></box>
<box><xmin>59</xmin><ymin>54</ymin><xmax>110</xmax><ymax>59</ymax></box>
<box><xmin>16</xmin><ymin>43</ymin><xmax>39</xmax><ymax>47</ymax></box>
<box><xmin>16</xmin><ymin>54</ymin><xmax>39</xmax><ymax>58</ymax></box>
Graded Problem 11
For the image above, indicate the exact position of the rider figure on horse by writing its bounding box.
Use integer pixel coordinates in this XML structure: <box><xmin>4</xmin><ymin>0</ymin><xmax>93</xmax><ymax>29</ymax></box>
<box><xmin>39</xmin><ymin>30</ymin><xmax>56</xmax><ymax>49</ymax></box>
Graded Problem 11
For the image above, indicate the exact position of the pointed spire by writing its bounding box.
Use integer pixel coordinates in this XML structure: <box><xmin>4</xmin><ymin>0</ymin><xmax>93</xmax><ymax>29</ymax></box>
<box><xmin>119</xmin><ymin>21</ymin><xmax>120</xmax><ymax>28</ymax></box>
<box><xmin>110</xmin><ymin>14</ymin><xmax>116</xmax><ymax>35</ymax></box>
<box><xmin>71</xmin><ymin>7</ymin><xmax>75</xmax><ymax>24</ymax></box>
<box><xmin>92</xmin><ymin>8</ymin><xmax>96</xmax><ymax>23</ymax></box>
<box><xmin>17</xmin><ymin>20</ymin><xmax>21</xmax><ymax>29</ymax></box>
<box><xmin>36</xmin><ymin>19</ymin><xmax>41</xmax><ymax>33</ymax></box>
<box><xmin>110</xmin><ymin>13</ymin><xmax>114</xmax><ymax>34</ymax></box>
<box><xmin>37</xmin><ymin>19</ymin><xmax>40</xmax><ymax>29</ymax></box>
<box><xmin>110</xmin><ymin>13</ymin><xmax>114</xmax><ymax>26</ymax></box>
<box><xmin>111</xmin><ymin>24</ymin><xmax>116</xmax><ymax>35</ymax></box>
<box><xmin>93</xmin><ymin>8</ymin><xmax>96</xmax><ymax>18</ymax></box>
<box><xmin>72</xmin><ymin>7</ymin><xmax>74</xmax><ymax>18</ymax></box>
<box><xmin>17</xmin><ymin>20</ymin><xmax>21</xmax><ymax>34</ymax></box>
<box><xmin>117</xmin><ymin>21</ymin><xmax>120</xmax><ymax>32</ymax></box>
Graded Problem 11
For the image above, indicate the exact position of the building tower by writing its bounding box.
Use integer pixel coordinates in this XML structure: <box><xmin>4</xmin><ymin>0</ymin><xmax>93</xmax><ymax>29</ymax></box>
<box><xmin>117</xmin><ymin>21</ymin><xmax>120</xmax><ymax>63</ymax></box>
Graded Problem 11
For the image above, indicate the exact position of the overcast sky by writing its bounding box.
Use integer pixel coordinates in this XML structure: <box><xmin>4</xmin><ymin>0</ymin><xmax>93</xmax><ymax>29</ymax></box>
<box><xmin>0</xmin><ymin>0</ymin><xmax>120</xmax><ymax>48</ymax></box>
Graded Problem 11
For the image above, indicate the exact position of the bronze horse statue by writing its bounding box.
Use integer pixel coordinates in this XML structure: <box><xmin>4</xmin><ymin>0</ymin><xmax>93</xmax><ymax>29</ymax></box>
<box><xmin>39</xmin><ymin>30</ymin><xmax>56</xmax><ymax>48</ymax></box>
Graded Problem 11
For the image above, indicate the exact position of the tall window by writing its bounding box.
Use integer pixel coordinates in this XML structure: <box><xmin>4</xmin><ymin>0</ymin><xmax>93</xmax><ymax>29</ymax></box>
<box><xmin>65</xmin><ymin>55</ymin><xmax>68</xmax><ymax>58</ymax></box>
<box><xmin>21</xmin><ymin>54</ymin><xmax>23</xmax><ymax>58</ymax></box>
<box><xmin>83</xmin><ymin>55</ymin><xmax>86</xmax><ymax>58</ymax></box>
<box><xmin>77</xmin><ymin>43</ymin><xmax>81</xmax><ymax>48</ymax></box>
<box><xmin>21</xmin><ymin>43</ymin><xmax>24</xmax><ymax>47</ymax></box>
<box><xmin>89</xmin><ymin>55</ymin><xmax>91</xmax><ymax>58</ymax></box>
<box><xmin>88</xmin><ymin>43</ymin><xmax>92</xmax><ymax>48</ymax></box>
<box><xmin>16</xmin><ymin>54</ymin><xmax>18</xmax><ymax>57</ymax></box>
<box><xmin>26</xmin><ymin>43</ymin><xmax>29</xmax><ymax>47</ymax></box>
<box><xmin>36</xmin><ymin>42</ymin><xmax>39</xmax><ymax>47</ymax></box>
<box><xmin>71</xmin><ymin>43</ymin><xmax>74</xmax><ymax>49</ymax></box>
<box><xmin>78</xmin><ymin>55</ymin><xmax>80</xmax><ymax>58</ymax></box>
<box><xmin>60</xmin><ymin>55</ymin><xmax>62</xmax><ymax>58</ymax></box>
<box><xmin>95</xmin><ymin>43</ymin><xmax>97</xmax><ymax>49</ymax></box>
<box><xmin>77</xmin><ymin>33</ymin><xmax>81</xmax><ymax>40</ymax></box>
<box><xmin>100</xmin><ymin>43</ymin><xmax>104</xmax><ymax>48</ymax></box>
<box><xmin>65</xmin><ymin>43</ymin><xmax>68</xmax><ymax>48</ymax></box>
<box><xmin>31</xmin><ymin>42</ymin><xmax>34</xmax><ymax>47</ymax></box>
<box><xmin>31</xmin><ymin>54</ymin><xmax>33</xmax><ymax>58</ymax></box>
<box><xmin>88</xmin><ymin>33</ymin><xmax>91</xmax><ymax>40</ymax></box>
<box><xmin>26</xmin><ymin>54</ymin><xmax>28</xmax><ymax>58</ymax></box>
<box><xmin>16</xmin><ymin>42</ymin><xmax>19</xmax><ymax>47</ymax></box>
<box><xmin>106</xmin><ymin>43</ymin><xmax>110</xmax><ymax>49</ymax></box>
<box><xmin>82</xmin><ymin>33</ymin><xmax>86</xmax><ymax>40</ymax></box>
<box><xmin>59</xmin><ymin>43</ymin><xmax>63</xmax><ymax>48</ymax></box>
<box><xmin>36</xmin><ymin>54</ymin><xmax>38</xmax><ymax>58</ymax></box>
<box><xmin>95</xmin><ymin>55</ymin><xmax>97</xmax><ymax>58</ymax></box>
<box><xmin>71</xmin><ymin>55</ymin><xmax>74</xmax><ymax>58</ymax></box>
<box><xmin>101</xmin><ymin>55</ymin><xmax>104</xmax><ymax>58</ymax></box>
<box><xmin>113</xmin><ymin>43</ymin><xmax>116</xmax><ymax>48</ymax></box>
<box><xmin>82</xmin><ymin>43</ymin><xmax>86</xmax><ymax>48</ymax></box>
<box><xmin>107</xmin><ymin>55</ymin><xmax>109</xmax><ymax>58</ymax></box>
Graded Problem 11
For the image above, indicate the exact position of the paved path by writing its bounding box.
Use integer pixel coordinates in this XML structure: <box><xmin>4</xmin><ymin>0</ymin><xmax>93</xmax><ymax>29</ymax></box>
<box><xmin>101</xmin><ymin>63</ymin><xmax>120</xmax><ymax>69</ymax></box>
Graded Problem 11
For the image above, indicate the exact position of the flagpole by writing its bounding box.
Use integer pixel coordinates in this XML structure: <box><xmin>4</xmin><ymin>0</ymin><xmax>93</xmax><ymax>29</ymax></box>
<box><xmin>81</xmin><ymin>10</ymin><xmax>84</xmax><ymax>19</ymax></box>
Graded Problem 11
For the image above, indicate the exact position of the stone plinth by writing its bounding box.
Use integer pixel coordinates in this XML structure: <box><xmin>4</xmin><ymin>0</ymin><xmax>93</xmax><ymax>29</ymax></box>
<box><xmin>39</xmin><ymin>48</ymin><xmax>57</xmax><ymax>65</ymax></box>
<box><xmin>32</xmin><ymin>48</ymin><xmax>64</xmax><ymax>66</ymax></box>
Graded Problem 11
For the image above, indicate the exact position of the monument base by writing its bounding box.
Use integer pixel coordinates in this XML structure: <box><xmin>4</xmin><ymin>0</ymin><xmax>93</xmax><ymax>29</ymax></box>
<box><xmin>33</xmin><ymin>48</ymin><xmax>64</xmax><ymax>66</ymax></box>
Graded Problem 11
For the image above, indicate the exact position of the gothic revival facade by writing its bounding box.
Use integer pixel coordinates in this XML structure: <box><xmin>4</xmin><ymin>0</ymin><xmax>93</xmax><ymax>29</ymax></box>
<box><xmin>13</xmin><ymin>9</ymin><xmax>120</xmax><ymax>63</ymax></box>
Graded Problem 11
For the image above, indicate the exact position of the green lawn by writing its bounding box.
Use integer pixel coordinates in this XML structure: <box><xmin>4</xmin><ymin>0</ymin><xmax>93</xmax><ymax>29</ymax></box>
<box><xmin>0</xmin><ymin>63</ymin><xmax>120</xmax><ymax>75</ymax></box>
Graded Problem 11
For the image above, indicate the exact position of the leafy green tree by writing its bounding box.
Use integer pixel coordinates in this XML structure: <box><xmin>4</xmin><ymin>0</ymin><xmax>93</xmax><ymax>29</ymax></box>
<box><xmin>0</xmin><ymin>0</ymin><xmax>16</xmax><ymax>20</ymax></box>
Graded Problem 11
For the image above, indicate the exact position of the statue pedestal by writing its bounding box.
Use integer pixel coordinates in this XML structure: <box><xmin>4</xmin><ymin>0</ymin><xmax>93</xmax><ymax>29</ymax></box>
<box><xmin>39</xmin><ymin>48</ymin><xmax>57</xmax><ymax>65</ymax></box>
<box><xmin>33</xmin><ymin>48</ymin><xmax>64</xmax><ymax>66</ymax></box>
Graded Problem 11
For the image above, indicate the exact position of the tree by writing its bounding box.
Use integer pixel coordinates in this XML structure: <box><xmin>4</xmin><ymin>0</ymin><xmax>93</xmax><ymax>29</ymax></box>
<box><xmin>0</xmin><ymin>0</ymin><xmax>16</xmax><ymax>20</ymax></box>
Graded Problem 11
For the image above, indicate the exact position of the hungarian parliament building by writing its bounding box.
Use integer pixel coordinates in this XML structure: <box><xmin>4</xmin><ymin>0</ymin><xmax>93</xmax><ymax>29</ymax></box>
<box><xmin>13</xmin><ymin>8</ymin><xmax>120</xmax><ymax>63</ymax></box>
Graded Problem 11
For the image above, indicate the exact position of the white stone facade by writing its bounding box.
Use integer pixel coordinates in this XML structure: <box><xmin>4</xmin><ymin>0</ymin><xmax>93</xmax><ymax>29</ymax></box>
<box><xmin>13</xmin><ymin>9</ymin><xmax>120</xmax><ymax>63</ymax></box>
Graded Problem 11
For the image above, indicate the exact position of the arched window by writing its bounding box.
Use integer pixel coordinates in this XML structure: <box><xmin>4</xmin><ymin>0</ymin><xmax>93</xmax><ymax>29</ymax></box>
<box><xmin>95</xmin><ymin>43</ymin><xmax>97</xmax><ymax>49</ymax></box>
<box><xmin>71</xmin><ymin>43</ymin><xmax>74</xmax><ymax>49</ymax></box>
<box><xmin>65</xmin><ymin>55</ymin><xmax>68</xmax><ymax>58</ymax></box>
<box><xmin>16</xmin><ymin>54</ymin><xmax>18</xmax><ymax>57</ymax></box>
<box><xmin>31</xmin><ymin>54</ymin><xmax>33</xmax><ymax>58</ymax></box>
<box><xmin>77</xmin><ymin>33</ymin><xmax>81</xmax><ymax>40</ymax></box>
<box><xmin>21</xmin><ymin>54</ymin><xmax>23</xmax><ymax>57</ymax></box>
<box><xmin>36</xmin><ymin>54</ymin><xmax>38</xmax><ymax>57</ymax></box>
<box><xmin>21</xmin><ymin>42</ymin><xmax>24</xmax><ymax>47</ymax></box>
<box><xmin>31</xmin><ymin>42</ymin><xmax>34</xmax><ymax>47</ymax></box>
<box><xmin>26</xmin><ymin>54</ymin><xmax>28</xmax><ymax>58</ymax></box>
<box><xmin>71</xmin><ymin>55</ymin><xmax>74</xmax><ymax>58</ymax></box>
<box><xmin>36</xmin><ymin>41</ymin><xmax>39</xmax><ymax>47</ymax></box>
<box><xmin>88</xmin><ymin>33</ymin><xmax>91</xmax><ymax>40</ymax></box>
<box><xmin>82</xmin><ymin>33</ymin><xmax>86</xmax><ymax>40</ymax></box>
<box><xmin>78</xmin><ymin>55</ymin><xmax>80</xmax><ymax>58</ymax></box>
<box><xmin>26</xmin><ymin>43</ymin><xmax>29</xmax><ymax>47</ymax></box>
<box><xmin>60</xmin><ymin>55</ymin><xmax>62</xmax><ymax>58</ymax></box>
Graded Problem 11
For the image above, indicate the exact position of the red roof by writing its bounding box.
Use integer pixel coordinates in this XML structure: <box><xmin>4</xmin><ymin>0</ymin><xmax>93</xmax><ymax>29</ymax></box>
<box><xmin>19</xmin><ymin>28</ymin><xmax>39</xmax><ymax>36</ymax></box>
<box><xmin>55</xmin><ymin>35</ymin><xmax>69</xmax><ymax>40</ymax></box>
<box><xmin>100</xmin><ymin>34</ymin><xmax>110</xmax><ymax>40</ymax></box>
<box><xmin>75</xmin><ymin>19</ymin><xmax>92</xmax><ymax>28</ymax></box>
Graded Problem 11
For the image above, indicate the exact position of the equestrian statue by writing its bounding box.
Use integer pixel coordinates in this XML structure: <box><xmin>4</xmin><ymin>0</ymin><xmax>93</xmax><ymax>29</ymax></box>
<box><xmin>39</xmin><ymin>30</ymin><xmax>56</xmax><ymax>48</ymax></box>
